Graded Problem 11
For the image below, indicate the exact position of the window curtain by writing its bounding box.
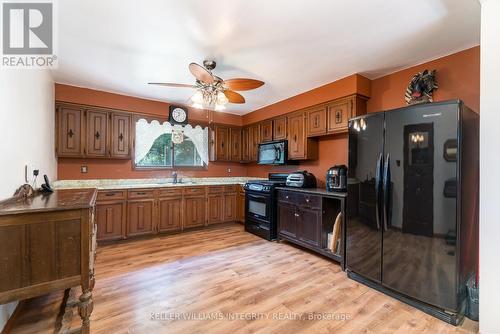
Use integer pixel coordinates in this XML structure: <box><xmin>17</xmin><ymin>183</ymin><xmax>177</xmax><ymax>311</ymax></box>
<box><xmin>134</xmin><ymin>118</ymin><xmax>209</xmax><ymax>165</ymax></box>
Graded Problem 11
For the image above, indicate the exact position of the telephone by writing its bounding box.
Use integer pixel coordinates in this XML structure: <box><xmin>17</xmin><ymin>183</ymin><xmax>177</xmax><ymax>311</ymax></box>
<box><xmin>41</xmin><ymin>174</ymin><xmax>53</xmax><ymax>193</ymax></box>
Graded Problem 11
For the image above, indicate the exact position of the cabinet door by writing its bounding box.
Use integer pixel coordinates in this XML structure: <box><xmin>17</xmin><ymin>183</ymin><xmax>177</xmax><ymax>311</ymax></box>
<box><xmin>241</xmin><ymin>127</ymin><xmax>250</xmax><ymax>162</ymax></box>
<box><xmin>96</xmin><ymin>201</ymin><xmax>126</xmax><ymax>241</ymax></box>
<box><xmin>215</xmin><ymin>126</ymin><xmax>230</xmax><ymax>161</ymax></box>
<box><xmin>183</xmin><ymin>197</ymin><xmax>206</xmax><ymax>228</ymax></box>
<box><xmin>307</xmin><ymin>106</ymin><xmax>327</xmax><ymax>136</ymax></box>
<box><xmin>237</xmin><ymin>191</ymin><xmax>245</xmax><ymax>222</ymax></box>
<box><xmin>111</xmin><ymin>114</ymin><xmax>131</xmax><ymax>158</ymax></box>
<box><xmin>287</xmin><ymin>112</ymin><xmax>306</xmax><ymax>159</ymax></box>
<box><xmin>86</xmin><ymin>110</ymin><xmax>108</xmax><ymax>157</ymax></box>
<box><xmin>278</xmin><ymin>201</ymin><xmax>297</xmax><ymax>238</ymax></box>
<box><xmin>127</xmin><ymin>200</ymin><xmax>154</xmax><ymax>236</ymax></box>
<box><xmin>273</xmin><ymin>116</ymin><xmax>287</xmax><ymax>140</ymax></box>
<box><xmin>57</xmin><ymin>105</ymin><xmax>84</xmax><ymax>157</ymax></box>
<box><xmin>208</xmin><ymin>195</ymin><xmax>224</xmax><ymax>224</ymax></box>
<box><xmin>223</xmin><ymin>193</ymin><xmax>237</xmax><ymax>222</ymax></box>
<box><xmin>158</xmin><ymin>198</ymin><xmax>182</xmax><ymax>232</ymax></box>
<box><xmin>260</xmin><ymin>120</ymin><xmax>273</xmax><ymax>142</ymax></box>
<box><xmin>297</xmin><ymin>208</ymin><xmax>321</xmax><ymax>247</ymax></box>
<box><xmin>327</xmin><ymin>99</ymin><xmax>352</xmax><ymax>134</ymax></box>
<box><xmin>230</xmin><ymin>128</ymin><xmax>241</xmax><ymax>162</ymax></box>
<box><xmin>249</xmin><ymin>124</ymin><xmax>261</xmax><ymax>161</ymax></box>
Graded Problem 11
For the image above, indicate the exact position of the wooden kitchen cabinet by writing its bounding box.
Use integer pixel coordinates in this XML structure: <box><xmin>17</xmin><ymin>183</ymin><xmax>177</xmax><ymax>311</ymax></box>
<box><xmin>287</xmin><ymin>111</ymin><xmax>318</xmax><ymax>160</ymax></box>
<box><xmin>157</xmin><ymin>197</ymin><xmax>182</xmax><ymax>232</ymax></box>
<box><xmin>86</xmin><ymin>110</ymin><xmax>108</xmax><ymax>157</ymax></box>
<box><xmin>111</xmin><ymin>113</ymin><xmax>131</xmax><ymax>158</ymax></box>
<box><xmin>208</xmin><ymin>194</ymin><xmax>224</xmax><ymax>224</ymax></box>
<box><xmin>223</xmin><ymin>193</ymin><xmax>237</xmax><ymax>222</ymax></box>
<box><xmin>95</xmin><ymin>201</ymin><xmax>126</xmax><ymax>241</ymax></box>
<box><xmin>183</xmin><ymin>196</ymin><xmax>206</xmax><ymax>228</ymax></box>
<box><xmin>273</xmin><ymin>116</ymin><xmax>287</xmax><ymax>140</ymax></box>
<box><xmin>241</xmin><ymin>127</ymin><xmax>250</xmax><ymax>162</ymax></box>
<box><xmin>249</xmin><ymin>123</ymin><xmax>261</xmax><ymax>161</ymax></box>
<box><xmin>237</xmin><ymin>186</ymin><xmax>245</xmax><ymax>223</ymax></box>
<box><xmin>326</xmin><ymin>95</ymin><xmax>367</xmax><ymax>134</ymax></box>
<box><xmin>278</xmin><ymin>201</ymin><xmax>297</xmax><ymax>238</ymax></box>
<box><xmin>307</xmin><ymin>106</ymin><xmax>327</xmax><ymax>137</ymax></box>
<box><xmin>127</xmin><ymin>199</ymin><xmax>154</xmax><ymax>237</ymax></box>
<box><xmin>260</xmin><ymin>120</ymin><xmax>273</xmax><ymax>142</ymax></box>
<box><xmin>215</xmin><ymin>126</ymin><xmax>230</xmax><ymax>161</ymax></box>
<box><xmin>230</xmin><ymin>128</ymin><xmax>241</xmax><ymax>162</ymax></box>
<box><xmin>56</xmin><ymin>104</ymin><xmax>85</xmax><ymax>157</ymax></box>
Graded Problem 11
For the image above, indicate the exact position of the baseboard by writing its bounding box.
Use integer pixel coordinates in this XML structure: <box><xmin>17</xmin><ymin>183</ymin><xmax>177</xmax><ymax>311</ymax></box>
<box><xmin>1</xmin><ymin>300</ymin><xmax>25</xmax><ymax>334</ymax></box>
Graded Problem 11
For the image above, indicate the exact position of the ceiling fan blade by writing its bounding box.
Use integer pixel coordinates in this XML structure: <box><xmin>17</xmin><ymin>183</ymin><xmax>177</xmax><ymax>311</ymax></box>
<box><xmin>189</xmin><ymin>62</ymin><xmax>214</xmax><ymax>84</ymax></box>
<box><xmin>148</xmin><ymin>82</ymin><xmax>196</xmax><ymax>88</ymax></box>
<box><xmin>224</xmin><ymin>90</ymin><xmax>245</xmax><ymax>104</ymax></box>
<box><xmin>223</xmin><ymin>78</ymin><xmax>264</xmax><ymax>91</ymax></box>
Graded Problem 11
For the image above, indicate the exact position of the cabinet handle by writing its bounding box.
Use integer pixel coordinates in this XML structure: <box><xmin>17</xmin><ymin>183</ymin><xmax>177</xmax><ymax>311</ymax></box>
<box><xmin>68</xmin><ymin>129</ymin><xmax>74</xmax><ymax>138</ymax></box>
<box><xmin>221</xmin><ymin>141</ymin><xmax>224</xmax><ymax>149</ymax></box>
<box><xmin>306</xmin><ymin>198</ymin><xmax>310</xmax><ymax>203</ymax></box>
<box><xmin>136</xmin><ymin>192</ymin><xmax>147</xmax><ymax>195</ymax></box>
<box><xmin>294</xmin><ymin>135</ymin><xmax>297</xmax><ymax>142</ymax></box>
<box><xmin>105</xmin><ymin>193</ymin><xmax>115</xmax><ymax>197</ymax></box>
<box><xmin>285</xmin><ymin>195</ymin><xmax>289</xmax><ymax>199</ymax></box>
<box><xmin>335</xmin><ymin>110</ymin><xmax>343</xmax><ymax>124</ymax></box>
<box><xmin>118</xmin><ymin>133</ymin><xmax>124</xmax><ymax>141</ymax></box>
<box><xmin>95</xmin><ymin>131</ymin><xmax>100</xmax><ymax>139</ymax></box>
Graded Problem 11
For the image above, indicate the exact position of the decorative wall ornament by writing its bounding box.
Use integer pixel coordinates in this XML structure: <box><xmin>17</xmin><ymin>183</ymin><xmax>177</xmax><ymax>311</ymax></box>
<box><xmin>171</xmin><ymin>129</ymin><xmax>184</xmax><ymax>144</ymax></box>
<box><xmin>405</xmin><ymin>69</ymin><xmax>438</xmax><ymax>105</ymax></box>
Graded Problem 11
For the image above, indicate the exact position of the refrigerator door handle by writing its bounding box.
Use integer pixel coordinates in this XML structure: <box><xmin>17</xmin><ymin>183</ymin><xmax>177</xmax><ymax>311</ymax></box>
<box><xmin>375</xmin><ymin>153</ymin><xmax>383</xmax><ymax>230</ymax></box>
<box><xmin>383</xmin><ymin>153</ymin><xmax>391</xmax><ymax>231</ymax></box>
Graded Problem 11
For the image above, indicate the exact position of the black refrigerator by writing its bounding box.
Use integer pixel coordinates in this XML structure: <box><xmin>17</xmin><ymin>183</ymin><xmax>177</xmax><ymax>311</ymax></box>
<box><xmin>346</xmin><ymin>100</ymin><xmax>479</xmax><ymax>325</ymax></box>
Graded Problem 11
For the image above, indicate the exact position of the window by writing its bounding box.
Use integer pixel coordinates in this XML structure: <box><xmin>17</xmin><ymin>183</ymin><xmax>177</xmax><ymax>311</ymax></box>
<box><xmin>134</xmin><ymin>119</ymin><xmax>208</xmax><ymax>169</ymax></box>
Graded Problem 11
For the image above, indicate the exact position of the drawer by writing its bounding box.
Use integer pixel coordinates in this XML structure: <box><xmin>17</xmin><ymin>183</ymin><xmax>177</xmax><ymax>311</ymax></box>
<box><xmin>224</xmin><ymin>185</ymin><xmax>237</xmax><ymax>193</ymax></box>
<box><xmin>128</xmin><ymin>189</ymin><xmax>155</xmax><ymax>199</ymax></box>
<box><xmin>97</xmin><ymin>190</ymin><xmax>126</xmax><ymax>201</ymax></box>
<box><xmin>208</xmin><ymin>186</ymin><xmax>224</xmax><ymax>194</ymax></box>
<box><xmin>278</xmin><ymin>191</ymin><xmax>296</xmax><ymax>203</ymax></box>
<box><xmin>183</xmin><ymin>186</ymin><xmax>206</xmax><ymax>197</ymax></box>
<box><xmin>158</xmin><ymin>188</ymin><xmax>183</xmax><ymax>197</ymax></box>
<box><xmin>297</xmin><ymin>193</ymin><xmax>321</xmax><ymax>209</ymax></box>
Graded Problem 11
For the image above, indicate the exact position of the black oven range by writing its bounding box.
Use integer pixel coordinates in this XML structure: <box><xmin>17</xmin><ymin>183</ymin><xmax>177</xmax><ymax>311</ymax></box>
<box><xmin>244</xmin><ymin>173</ymin><xmax>289</xmax><ymax>240</ymax></box>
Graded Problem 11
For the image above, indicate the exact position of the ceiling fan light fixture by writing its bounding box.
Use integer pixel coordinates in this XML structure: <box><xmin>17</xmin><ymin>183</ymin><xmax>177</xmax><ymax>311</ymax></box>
<box><xmin>216</xmin><ymin>91</ymin><xmax>229</xmax><ymax>105</ymax></box>
<box><xmin>215</xmin><ymin>104</ymin><xmax>226</xmax><ymax>111</ymax></box>
<box><xmin>191</xmin><ymin>90</ymin><xmax>203</xmax><ymax>104</ymax></box>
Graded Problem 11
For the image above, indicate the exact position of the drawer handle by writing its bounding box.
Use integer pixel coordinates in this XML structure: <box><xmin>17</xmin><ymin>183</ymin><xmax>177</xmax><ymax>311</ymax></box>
<box><xmin>105</xmin><ymin>193</ymin><xmax>116</xmax><ymax>197</ymax></box>
<box><xmin>137</xmin><ymin>192</ymin><xmax>147</xmax><ymax>195</ymax></box>
<box><xmin>285</xmin><ymin>195</ymin><xmax>289</xmax><ymax>199</ymax></box>
<box><xmin>306</xmin><ymin>198</ymin><xmax>310</xmax><ymax>203</ymax></box>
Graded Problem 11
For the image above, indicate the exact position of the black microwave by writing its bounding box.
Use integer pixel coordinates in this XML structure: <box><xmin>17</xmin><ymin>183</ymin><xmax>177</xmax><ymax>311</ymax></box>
<box><xmin>257</xmin><ymin>140</ymin><xmax>288</xmax><ymax>165</ymax></box>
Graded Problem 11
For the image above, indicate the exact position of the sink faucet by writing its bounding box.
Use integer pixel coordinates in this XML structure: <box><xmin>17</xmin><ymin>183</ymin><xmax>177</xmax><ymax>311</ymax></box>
<box><xmin>172</xmin><ymin>171</ymin><xmax>178</xmax><ymax>184</ymax></box>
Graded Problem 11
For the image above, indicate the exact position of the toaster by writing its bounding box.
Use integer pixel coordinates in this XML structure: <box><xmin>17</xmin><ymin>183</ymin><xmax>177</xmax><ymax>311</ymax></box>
<box><xmin>286</xmin><ymin>171</ymin><xmax>317</xmax><ymax>188</ymax></box>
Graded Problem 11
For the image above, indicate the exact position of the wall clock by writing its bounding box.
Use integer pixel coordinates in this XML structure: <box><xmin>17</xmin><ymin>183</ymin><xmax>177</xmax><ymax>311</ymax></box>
<box><xmin>169</xmin><ymin>105</ymin><xmax>188</xmax><ymax>125</ymax></box>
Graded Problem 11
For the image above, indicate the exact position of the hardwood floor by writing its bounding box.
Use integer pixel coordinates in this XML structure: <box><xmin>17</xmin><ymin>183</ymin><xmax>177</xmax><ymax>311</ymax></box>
<box><xmin>10</xmin><ymin>224</ymin><xmax>477</xmax><ymax>334</ymax></box>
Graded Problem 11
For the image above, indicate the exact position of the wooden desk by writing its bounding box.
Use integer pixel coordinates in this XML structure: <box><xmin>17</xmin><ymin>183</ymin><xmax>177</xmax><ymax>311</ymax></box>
<box><xmin>0</xmin><ymin>189</ymin><xmax>97</xmax><ymax>334</ymax></box>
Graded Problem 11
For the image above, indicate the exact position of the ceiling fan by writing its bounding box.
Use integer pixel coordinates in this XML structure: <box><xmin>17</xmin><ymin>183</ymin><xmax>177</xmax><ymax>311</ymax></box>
<box><xmin>149</xmin><ymin>60</ymin><xmax>264</xmax><ymax>111</ymax></box>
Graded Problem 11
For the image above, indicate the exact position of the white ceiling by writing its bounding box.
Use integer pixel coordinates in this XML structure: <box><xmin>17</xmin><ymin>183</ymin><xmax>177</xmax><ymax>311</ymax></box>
<box><xmin>52</xmin><ymin>0</ymin><xmax>480</xmax><ymax>115</ymax></box>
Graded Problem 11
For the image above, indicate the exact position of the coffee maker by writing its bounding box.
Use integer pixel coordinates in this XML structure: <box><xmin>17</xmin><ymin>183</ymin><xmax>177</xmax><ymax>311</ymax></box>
<box><xmin>326</xmin><ymin>165</ymin><xmax>347</xmax><ymax>192</ymax></box>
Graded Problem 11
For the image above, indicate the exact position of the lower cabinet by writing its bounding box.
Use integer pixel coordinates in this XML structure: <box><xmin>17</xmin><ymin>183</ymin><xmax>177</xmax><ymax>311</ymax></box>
<box><xmin>127</xmin><ymin>200</ymin><xmax>154</xmax><ymax>237</ymax></box>
<box><xmin>208</xmin><ymin>194</ymin><xmax>224</xmax><ymax>224</ymax></box>
<box><xmin>223</xmin><ymin>193</ymin><xmax>237</xmax><ymax>222</ymax></box>
<box><xmin>277</xmin><ymin>201</ymin><xmax>297</xmax><ymax>238</ymax></box>
<box><xmin>96</xmin><ymin>201</ymin><xmax>126</xmax><ymax>241</ymax></box>
<box><xmin>298</xmin><ymin>207</ymin><xmax>321</xmax><ymax>247</ymax></box>
<box><xmin>184</xmin><ymin>196</ymin><xmax>206</xmax><ymax>228</ymax></box>
<box><xmin>158</xmin><ymin>197</ymin><xmax>182</xmax><ymax>232</ymax></box>
<box><xmin>237</xmin><ymin>188</ymin><xmax>245</xmax><ymax>223</ymax></box>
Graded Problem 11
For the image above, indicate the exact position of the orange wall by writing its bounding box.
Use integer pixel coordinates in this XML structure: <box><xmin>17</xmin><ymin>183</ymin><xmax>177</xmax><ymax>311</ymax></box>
<box><xmin>56</xmin><ymin>84</ymin><xmax>246</xmax><ymax>180</ymax></box>
<box><xmin>367</xmin><ymin>46</ymin><xmax>480</xmax><ymax>114</ymax></box>
<box><xmin>246</xmin><ymin>46</ymin><xmax>480</xmax><ymax>184</ymax></box>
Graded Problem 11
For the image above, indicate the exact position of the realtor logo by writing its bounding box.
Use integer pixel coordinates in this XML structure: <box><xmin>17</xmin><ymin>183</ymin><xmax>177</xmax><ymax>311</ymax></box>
<box><xmin>1</xmin><ymin>1</ymin><xmax>57</xmax><ymax>68</ymax></box>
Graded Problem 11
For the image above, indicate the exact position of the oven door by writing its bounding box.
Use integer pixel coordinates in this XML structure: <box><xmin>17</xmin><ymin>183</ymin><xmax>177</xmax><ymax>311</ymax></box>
<box><xmin>245</xmin><ymin>191</ymin><xmax>271</xmax><ymax>222</ymax></box>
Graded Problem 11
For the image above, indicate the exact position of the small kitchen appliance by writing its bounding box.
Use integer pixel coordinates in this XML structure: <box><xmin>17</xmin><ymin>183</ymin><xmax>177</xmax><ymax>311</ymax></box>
<box><xmin>326</xmin><ymin>165</ymin><xmax>348</xmax><ymax>192</ymax></box>
<box><xmin>285</xmin><ymin>171</ymin><xmax>317</xmax><ymax>188</ymax></box>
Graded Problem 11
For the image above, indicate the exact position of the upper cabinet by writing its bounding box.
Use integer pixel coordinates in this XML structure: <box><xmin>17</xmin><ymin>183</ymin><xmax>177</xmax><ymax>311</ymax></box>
<box><xmin>306</xmin><ymin>106</ymin><xmax>327</xmax><ymax>137</ymax></box>
<box><xmin>211</xmin><ymin>125</ymin><xmax>242</xmax><ymax>162</ymax></box>
<box><xmin>214</xmin><ymin>125</ymin><xmax>230</xmax><ymax>161</ymax></box>
<box><xmin>273</xmin><ymin>116</ymin><xmax>287</xmax><ymax>140</ymax></box>
<box><xmin>86</xmin><ymin>110</ymin><xmax>108</xmax><ymax>157</ymax></box>
<box><xmin>287</xmin><ymin>111</ymin><xmax>318</xmax><ymax>160</ymax></box>
<box><xmin>326</xmin><ymin>95</ymin><xmax>367</xmax><ymax>135</ymax></box>
<box><xmin>230</xmin><ymin>128</ymin><xmax>241</xmax><ymax>162</ymax></box>
<box><xmin>249</xmin><ymin>123</ymin><xmax>261</xmax><ymax>161</ymax></box>
<box><xmin>241</xmin><ymin>127</ymin><xmax>250</xmax><ymax>162</ymax></box>
<box><xmin>260</xmin><ymin>120</ymin><xmax>273</xmax><ymax>142</ymax></box>
<box><xmin>56</xmin><ymin>102</ymin><xmax>132</xmax><ymax>159</ymax></box>
<box><xmin>57</xmin><ymin>104</ymin><xmax>85</xmax><ymax>157</ymax></box>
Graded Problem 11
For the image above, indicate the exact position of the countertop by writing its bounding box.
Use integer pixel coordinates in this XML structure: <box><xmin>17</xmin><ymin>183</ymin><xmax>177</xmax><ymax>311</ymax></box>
<box><xmin>0</xmin><ymin>188</ymin><xmax>98</xmax><ymax>216</ymax></box>
<box><xmin>53</xmin><ymin>177</ymin><xmax>266</xmax><ymax>190</ymax></box>
<box><xmin>276</xmin><ymin>187</ymin><xmax>348</xmax><ymax>198</ymax></box>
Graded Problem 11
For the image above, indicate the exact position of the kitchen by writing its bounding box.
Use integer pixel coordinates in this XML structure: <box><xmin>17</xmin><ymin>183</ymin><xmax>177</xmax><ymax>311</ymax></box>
<box><xmin>0</xmin><ymin>1</ymin><xmax>498</xmax><ymax>333</ymax></box>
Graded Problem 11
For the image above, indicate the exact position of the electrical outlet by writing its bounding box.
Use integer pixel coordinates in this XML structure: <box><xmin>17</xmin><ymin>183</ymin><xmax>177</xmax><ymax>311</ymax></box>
<box><xmin>81</xmin><ymin>165</ymin><xmax>88</xmax><ymax>173</ymax></box>
<box><xmin>227</xmin><ymin>168</ymin><xmax>231</xmax><ymax>173</ymax></box>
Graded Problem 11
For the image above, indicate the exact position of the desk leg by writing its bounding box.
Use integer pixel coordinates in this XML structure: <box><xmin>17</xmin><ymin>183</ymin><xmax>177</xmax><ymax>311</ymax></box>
<box><xmin>79</xmin><ymin>273</ymin><xmax>95</xmax><ymax>334</ymax></box>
